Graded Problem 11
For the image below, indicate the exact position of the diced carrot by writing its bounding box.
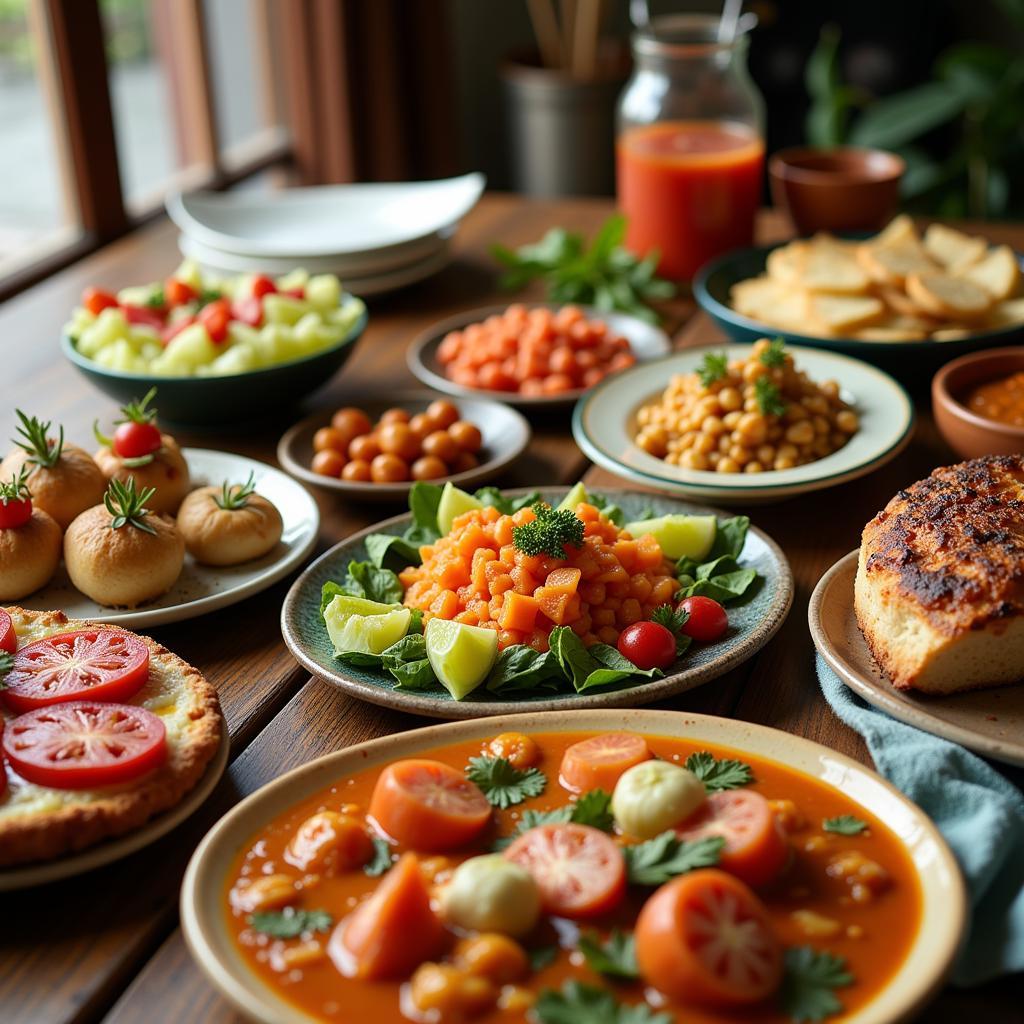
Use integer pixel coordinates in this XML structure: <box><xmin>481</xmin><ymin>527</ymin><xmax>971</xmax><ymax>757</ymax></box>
<box><xmin>499</xmin><ymin>592</ymin><xmax>540</xmax><ymax>632</ymax></box>
<box><xmin>544</xmin><ymin>567</ymin><xmax>581</xmax><ymax>594</ymax></box>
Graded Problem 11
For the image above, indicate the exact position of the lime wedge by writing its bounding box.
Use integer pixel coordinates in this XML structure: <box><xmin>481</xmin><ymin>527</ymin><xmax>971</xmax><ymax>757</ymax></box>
<box><xmin>623</xmin><ymin>514</ymin><xmax>717</xmax><ymax>561</ymax></box>
<box><xmin>324</xmin><ymin>596</ymin><xmax>410</xmax><ymax>656</ymax></box>
<box><xmin>437</xmin><ymin>482</ymin><xmax>484</xmax><ymax>535</ymax></box>
<box><xmin>425</xmin><ymin>618</ymin><xmax>498</xmax><ymax>700</ymax></box>
<box><xmin>557</xmin><ymin>481</ymin><xmax>589</xmax><ymax>511</ymax></box>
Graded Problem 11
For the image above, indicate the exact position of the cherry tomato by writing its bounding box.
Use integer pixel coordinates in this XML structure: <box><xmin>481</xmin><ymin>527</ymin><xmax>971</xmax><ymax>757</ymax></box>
<box><xmin>617</xmin><ymin>621</ymin><xmax>676</xmax><ymax>670</ymax></box>
<box><xmin>678</xmin><ymin>596</ymin><xmax>729</xmax><ymax>644</ymax></box>
<box><xmin>635</xmin><ymin>869</ymin><xmax>783</xmax><ymax>1007</ymax></box>
<box><xmin>251</xmin><ymin>274</ymin><xmax>277</xmax><ymax>298</ymax></box>
<box><xmin>82</xmin><ymin>287</ymin><xmax>118</xmax><ymax>316</ymax></box>
<box><xmin>368</xmin><ymin>758</ymin><xmax>492</xmax><ymax>851</ymax></box>
<box><xmin>559</xmin><ymin>732</ymin><xmax>651</xmax><ymax>794</ymax></box>
<box><xmin>161</xmin><ymin>317</ymin><xmax>194</xmax><ymax>345</ymax></box>
<box><xmin>0</xmin><ymin>609</ymin><xmax>15</xmax><ymax>654</ymax></box>
<box><xmin>2</xmin><ymin>701</ymin><xmax>167</xmax><ymax>789</ymax></box>
<box><xmin>164</xmin><ymin>278</ymin><xmax>198</xmax><ymax>306</ymax></box>
<box><xmin>504</xmin><ymin>823</ymin><xmax>626</xmax><ymax>919</ymax></box>
<box><xmin>231</xmin><ymin>295</ymin><xmax>263</xmax><ymax>327</ymax></box>
<box><xmin>198</xmin><ymin>298</ymin><xmax>231</xmax><ymax>342</ymax></box>
<box><xmin>676</xmin><ymin>790</ymin><xmax>790</xmax><ymax>889</ymax></box>
<box><xmin>122</xmin><ymin>304</ymin><xmax>166</xmax><ymax>330</ymax></box>
<box><xmin>0</xmin><ymin>494</ymin><xmax>31</xmax><ymax>530</ymax></box>
<box><xmin>2</xmin><ymin>630</ymin><xmax>150</xmax><ymax>713</ymax></box>
<box><xmin>113</xmin><ymin>421</ymin><xmax>162</xmax><ymax>460</ymax></box>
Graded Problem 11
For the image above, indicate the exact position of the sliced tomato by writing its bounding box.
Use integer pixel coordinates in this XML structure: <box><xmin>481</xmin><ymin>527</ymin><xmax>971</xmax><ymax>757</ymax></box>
<box><xmin>82</xmin><ymin>287</ymin><xmax>118</xmax><ymax>316</ymax></box>
<box><xmin>559</xmin><ymin>732</ymin><xmax>651</xmax><ymax>793</ymax></box>
<box><xmin>2</xmin><ymin>630</ymin><xmax>150</xmax><ymax>713</ymax></box>
<box><xmin>0</xmin><ymin>609</ymin><xmax>14</xmax><ymax>654</ymax></box>
<box><xmin>198</xmin><ymin>298</ymin><xmax>231</xmax><ymax>342</ymax></box>
<box><xmin>635</xmin><ymin>868</ymin><xmax>783</xmax><ymax>1007</ymax></box>
<box><xmin>2</xmin><ymin>701</ymin><xmax>167</xmax><ymax>789</ymax></box>
<box><xmin>122</xmin><ymin>304</ymin><xmax>166</xmax><ymax>329</ymax></box>
<box><xmin>504</xmin><ymin>823</ymin><xmax>626</xmax><ymax>919</ymax></box>
<box><xmin>368</xmin><ymin>758</ymin><xmax>491</xmax><ymax>852</ymax></box>
<box><xmin>164</xmin><ymin>277</ymin><xmax>198</xmax><ymax>306</ymax></box>
<box><xmin>676</xmin><ymin>790</ymin><xmax>790</xmax><ymax>889</ymax></box>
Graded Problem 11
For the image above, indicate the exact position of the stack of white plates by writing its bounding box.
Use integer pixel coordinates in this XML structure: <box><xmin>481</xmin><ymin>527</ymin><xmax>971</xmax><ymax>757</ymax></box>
<box><xmin>166</xmin><ymin>173</ymin><xmax>485</xmax><ymax>296</ymax></box>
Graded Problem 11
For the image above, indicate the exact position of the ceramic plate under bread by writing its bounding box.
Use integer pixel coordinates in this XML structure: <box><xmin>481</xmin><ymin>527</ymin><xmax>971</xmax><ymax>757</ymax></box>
<box><xmin>809</xmin><ymin>550</ymin><xmax>1024</xmax><ymax>768</ymax></box>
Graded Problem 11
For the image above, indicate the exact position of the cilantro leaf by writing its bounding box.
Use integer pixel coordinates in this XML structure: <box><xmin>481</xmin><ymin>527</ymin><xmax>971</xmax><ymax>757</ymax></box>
<box><xmin>513</xmin><ymin>503</ymin><xmax>585</xmax><ymax>558</ymax></box>
<box><xmin>779</xmin><ymin>947</ymin><xmax>854</xmax><ymax>1022</ymax></box>
<box><xmin>822</xmin><ymin>815</ymin><xmax>868</xmax><ymax>836</ymax></box>
<box><xmin>698</xmin><ymin>351</ymin><xmax>729</xmax><ymax>387</ymax></box>
<box><xmin>754</xmin><ymin>376</ymin><xmax>787</xmax><ymax>417</ymax></box>
<box><xmin>578</xmin><ymin>930</ymin><xmax>639</xmax><ymax>979</ymax></box>
<box><xmin>492</xmin><ymin>789</ymin><xmax>613</xmax><ymax>851</ymax></box>
<box><xmin>466</xmin><ymin>756</ymin><xmax>547</xmax><ymax>809</ymax></box>
<box><xmin>529</xmin><ymin>944</ymin><xmax>559</xmax><ymax>971</ymax></box>
<box><xmin>685</xmin><ymin>751</ymin><xmax>754</xmax><ymax>791</ymax></box>
<box><xmin>248</xmin><ymin>908</ymin><xmax>333</xmax><ymax>939</ymax></box>
<box><xmin>759</xmin><ymin>337</ymin><xmax>787</xmax><ymax>368</ymax></box>
<box><xmin>364</xmin><ymin>837</ymin><xmax>394</xmax><ymax>877</ymax></box>
<box><xmin>530</xmin><ymin>981</ymin><xmax>673</xmax><ymax>1024</ymax></box>
<box><xmin>623</xmin><ymin>832</ymin><xmax>724</xmax><ymax>886</ymax></box>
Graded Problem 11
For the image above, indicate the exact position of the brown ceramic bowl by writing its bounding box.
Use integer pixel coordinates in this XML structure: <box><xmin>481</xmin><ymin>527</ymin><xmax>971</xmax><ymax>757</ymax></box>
<box><xmin>932</xmin><ymin>346</ymin><xmax>1024</xmax><ymax>459</ymax></box>
<box><xmin>769</xmin><ymin>146</ymin><xmax>904</xmax><ymax>234</ymax></box>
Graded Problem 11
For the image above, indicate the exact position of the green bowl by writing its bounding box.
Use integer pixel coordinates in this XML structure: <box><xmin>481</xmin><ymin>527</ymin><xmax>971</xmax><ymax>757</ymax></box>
<box><xmin>694</xmin><ymin>242</ymin><xmax>1024</xmax><ymax>380</ymax></box>
<box><xmin>60</xmin><ymin>305</ymin><xmax>368</xmax><ymax>428</ymax></box>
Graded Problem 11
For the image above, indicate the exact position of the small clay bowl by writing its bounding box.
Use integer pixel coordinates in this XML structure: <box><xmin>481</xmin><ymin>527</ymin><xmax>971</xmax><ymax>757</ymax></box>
<box><xmin>932</xmin><ymin>346</ymin><xmax>1024</xmax><ymax>459</ymax></box>
<box><xmin>769</xmin><ymin>147</ymin><xmax>904</xmax><ymax>234</ymax></box>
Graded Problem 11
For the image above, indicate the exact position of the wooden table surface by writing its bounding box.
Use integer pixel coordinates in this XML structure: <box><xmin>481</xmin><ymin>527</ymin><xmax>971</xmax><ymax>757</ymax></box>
<box><xmin>1</xmin><ymin>195</ymin><xmax>1020</xmax><ymax>1023</ymax></box>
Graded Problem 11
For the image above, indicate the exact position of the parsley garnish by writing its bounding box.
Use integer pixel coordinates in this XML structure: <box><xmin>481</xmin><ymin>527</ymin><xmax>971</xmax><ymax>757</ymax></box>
<box><xmin>512</xmin><ymin>503</ymin><xmax>585</xmax><ymax>559</ymax></box>
<box><xmin>578</xmin><ymin>930</ymin><xmax>639</xmax><ymax>980</ymax></box>
<box><xmin>0</xmin><ymin>651</ymin><xmax>13</xmax><ymax>689</ymax></box>
<box><xmin>529</xmin><ymin>944</ymin><xmax>559</xmax><ymax>971</ymax></box>
<box><xmin>364</xmin><ymin>837</ymin><xmax>393</xmax><ymax>876</ymax></box>
<box><xmin>651</xmin><ymin>603</ymin><xmax>692</xmax><ymax>656</ymax></box>
<box><xmin>754</xmin><ymin>376</ymin><xmax>787</xmax><ymax>417</ymax></box>
<box><xmin>623</xmin><ymin>832</ymin><xmax>724</xmax><ymax>886</ymax></box>
<box><xmin>779</xmin><ymin>947</ymin><xmax>854</xmax><ymax>1022</ymax></box>
<box><xmin>248</xmin><ymin>908</ymin><xmax>333</xmax><ymax>939</ymax></box>
<box><xmin>466</xmin><ymin>756</ymin><xmax>547</xmax><ymax>809</ymax></box>
<box><xmin>685</xmin><ymin>751</ymin><xmax>754</xmax><ymax>791</ymax></box>
<box><xmin>822</xmin><ymin>815</ymin><xmax>868</xmax><ymax>836</ymax></box>
<box><xmin>759</xmin><ymin>337</ymin><xmax>787</xmax><ymax>368</ymax></box>
<box><xmin>698</xmin><ymin>352</ymin><xmax>729</xmax><ymax>387</ymax></box>
<box><xmin>531</xmin><ymin>981</ymin><xmax>673</xmax><ymax>1024</ymax></box>
<box><xmin>493</xmin><ymin>789</ymin><xmax>613</xmax><ymax>850</ymax></box>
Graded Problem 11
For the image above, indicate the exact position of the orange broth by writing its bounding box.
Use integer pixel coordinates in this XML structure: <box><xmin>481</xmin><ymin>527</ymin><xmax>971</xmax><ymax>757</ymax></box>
<box><xmin>224</xmin><ymin>731</ymin><xmax>922</xmax><ymax>1023</ymax></box>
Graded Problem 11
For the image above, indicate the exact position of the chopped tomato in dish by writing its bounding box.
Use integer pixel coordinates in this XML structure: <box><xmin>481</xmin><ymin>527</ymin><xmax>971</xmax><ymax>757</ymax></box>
<box><xmin>559</xmin><ymin>731</ymin><xmax>650</xmax><ymax>793</ymax></box>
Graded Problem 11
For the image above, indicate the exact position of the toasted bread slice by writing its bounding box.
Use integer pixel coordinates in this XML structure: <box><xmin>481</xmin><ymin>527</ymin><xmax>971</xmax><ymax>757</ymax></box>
<box><xmin>959</xmin><ymin>245</ymin><xmax>1020</xmax><ymax>301</ymax></box>
<box><xmin>905</xmin><ymin>271</ymin><xmax>992</xmax><ymax>321</ymax></box>
<box><xmin>766</xmin><ymin>242</ymin><xmax>806</xmax><ymax>286</ymax></box>
<box><xmin>985</xmin><ymin>297</ymin><xmax>1024</xmax><ymax>328</ymax></box>
<box><xmin>923</xmin><ymin>223</ymin><xmax>987</xmax><ymax>272</ymax></box>
<box><xmin>857</xmin><ymin>240</ymin><xmax>937</xmax><ymax>286</ymax></box>
<box><xmin>800</xmin><ymin>237</ymin><xmax>871</xmax><ymax>294</ymax></box>
<box><xmin>730</xmin><ymin>276</ymin><xmax>808</xmax><ymax>331</ymax></box>
<box><xmin>805</xmin><ymin>293</ymin><xmax>884</xmax><ymax>335</ymax></box>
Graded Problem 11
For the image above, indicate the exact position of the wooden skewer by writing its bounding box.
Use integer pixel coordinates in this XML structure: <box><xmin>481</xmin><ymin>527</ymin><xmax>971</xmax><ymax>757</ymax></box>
<box><xmin>572</xmin><ymin>0</ymin><xmax>601</xmax><ymax>80</ymax></box>
<box><xmin>527</xmin><ymin>0</ymin><xmax>563</xmax><ymax>69</ymax></box>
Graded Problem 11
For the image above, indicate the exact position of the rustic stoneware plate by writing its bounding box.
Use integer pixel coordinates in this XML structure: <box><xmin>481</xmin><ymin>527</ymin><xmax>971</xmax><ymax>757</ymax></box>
<box><xmin>0</xmin><ymin>720</ymin><xmax>228</xmax><ymax>891</ymax></box>
<box><xmin>19</xmin><ymin>449</ymin><xmax>320</xmax><ymax>629</ymax></box>
<box><xmin>276</xmin><ymin>391</ymin><xmax>531</xmax><ymax>502</ymax></box>
<box><xmin>810</xmin><ymin>550</ymin><xmax>1024</xmax><ymax>768</ymax></box>
<box><xmin>280</xmin><ymin>488</ymin><xmax>793</xmax><ymax>718</ymax></box>
<box><xmin>407</xmin><ymin>304</ymin><xmax>672</xmax><ymax>409</ymax></box>
<box><xmin>573</xmin><ymin>345</ymin><xmax>914</xmax><ymax>504</ymax></box>
<box><xmin>180</xmin><ymin>707</ymin><xmax>965</xmax><ymax>1024</ymax></box>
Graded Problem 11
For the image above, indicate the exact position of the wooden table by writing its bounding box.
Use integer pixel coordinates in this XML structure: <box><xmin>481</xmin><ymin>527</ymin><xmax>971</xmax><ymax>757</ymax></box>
<box><xmin>1</xmin><ymin>195</ymin><xmax>1020</xmax><ymax>1023</ymax></box>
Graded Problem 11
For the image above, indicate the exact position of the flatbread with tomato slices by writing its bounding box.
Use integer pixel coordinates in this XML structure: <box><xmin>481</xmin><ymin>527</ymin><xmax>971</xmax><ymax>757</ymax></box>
<box><xmin>0</xmin><ymin>607</ymin><xmax>222</xmax><ymax>867</ymax></box>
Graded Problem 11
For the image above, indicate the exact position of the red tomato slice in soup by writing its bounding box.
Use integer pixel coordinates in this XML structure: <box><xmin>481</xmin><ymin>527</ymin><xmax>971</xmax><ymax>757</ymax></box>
<box><xmin>2</xmin><ymin>701</ymin><xmax>166</xmax><ymax>789</ymax></box>
<box><xmin>0</xmin><ymin>609</ymin><xmax>15</xmax><ymax>654</ymax></box>
<box><xmin>2</xmin><ymin>630</ymin><xmax>150</xmax><ymax>713</ymax></box>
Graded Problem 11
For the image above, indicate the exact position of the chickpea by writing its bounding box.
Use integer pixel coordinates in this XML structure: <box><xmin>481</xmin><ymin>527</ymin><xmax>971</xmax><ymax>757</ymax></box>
<box><xmin>785</xmin><ymin>420</ymin><xmax>815</xmax><ymax>446</ymax></box>
<box><xmin>453</xmin><ymin>933</ymin><xmax>528</xmax><ymax>985</ymax></box>
<box><xmin>409</xmin><ymin>963</ymin><xmax>496</xmax><ymax>1019</ymax></box>
<box><xmin>232</xmin><ymin>874</ymin><xmax>297</xmax><ymax>913</ymax></box>
<box><xmin>370</xmin><ymin>453</ymin><xmax>409</xmax><ymax>483</ymax></box>
<box><xmin>836</xmin><ymin>409</ymin><xmax>859</xmax><ymax>433</ymax></box>
<box><xmin>341</xmin><ymin>459</ymin><xmax>372</xmax><ymax>482</ymax></box>
<box><xmin>379</xmin><ymin>407</ymin><xmax>411</xmax><ymax>425</ymax></box>
<box><xmin>486</xmin><ymin>732</ymin><xmax>540</xmax><ymax>769</ymax></box>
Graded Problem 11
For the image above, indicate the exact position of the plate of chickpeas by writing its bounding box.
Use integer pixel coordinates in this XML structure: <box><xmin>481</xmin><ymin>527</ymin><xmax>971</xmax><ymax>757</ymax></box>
<box><xmin>572</xmin><ymin>340</ymin><xmax>915</xmax><ymax>503</ymax></box>
<box><xmin>277</xmin><ymin>394</ymin><xmax>532</xmax><ymax>500</ymax></box>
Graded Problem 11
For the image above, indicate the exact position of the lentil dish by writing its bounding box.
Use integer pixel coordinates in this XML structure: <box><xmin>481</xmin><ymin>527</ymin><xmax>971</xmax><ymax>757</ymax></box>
<box><xmin>224</xmin><ymin>729</ymin><xmax>922</xmax><ymax>1023</ymax></box>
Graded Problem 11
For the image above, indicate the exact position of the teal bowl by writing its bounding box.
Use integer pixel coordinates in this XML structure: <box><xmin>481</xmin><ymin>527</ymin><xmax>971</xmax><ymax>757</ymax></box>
<box><xmin>60</xmin><ymin>305</ymin><xmax>368</xmax><ymax>427</ymax></box>
<box><xmin>694</xmin><ymin>242</ymin><xmax>1024</xmax><ymax>380</ymax></box>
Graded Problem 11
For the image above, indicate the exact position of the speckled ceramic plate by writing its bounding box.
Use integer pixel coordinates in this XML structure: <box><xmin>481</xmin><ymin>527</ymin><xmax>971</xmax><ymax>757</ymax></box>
<box><xmin>573</xmin><ymin>345</ymin><xmax>915</xmax><ymax>504</ymax></box>
<box><xmin>276</xmin><ymin>392</ymin><xmax>531</xmax><ymax>501</ymax></box>
<box><xmin>280</xmin><ymin>488</ymin><xmax>793</xmax><ymax>718</ymax></box>
<box><xmin>19</xmin><ymin>449</ymin><xmax>320</xmax><ymax>629</ymax></box>
<box><xmin>181</xmin><ymin>708</ymin><xmax>965</xmax><ymax>1024</ymax></box>
<box><xmin>810</xmin><ymin>550</ymin><xmax>1024</xmax><ymax>768</ymax></box>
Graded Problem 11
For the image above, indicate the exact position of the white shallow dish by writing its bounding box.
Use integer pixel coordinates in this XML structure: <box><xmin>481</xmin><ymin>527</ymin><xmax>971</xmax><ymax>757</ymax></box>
<box><xmin>19</xmin><ymin>449</ymin><xmax>319</xmax><ymax>628</ymax></box>
<box><xmin>573</xmin><ymin>345</ymin><xmax>915</xmax><ymax>504</ymax></box>
<box><xmin>167</xmin><ymin>173</ymin><xmax>485</xmax><ymax>259</ymax></box>
<box><xmin>0</xmin><ymin>720</ymin><xmax>228</xmax><ymax>891</ymax></box>
<box><xmin>181</xmin><ymin>708</ymin><xmax>965</xmax><ymax>1024</ymax></box>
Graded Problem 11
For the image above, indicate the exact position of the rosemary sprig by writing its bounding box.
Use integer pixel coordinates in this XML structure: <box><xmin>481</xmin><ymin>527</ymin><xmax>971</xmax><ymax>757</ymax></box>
<box><xmin>215</xmin><ymin>471</ymin><xmax>257</xmax><ymax>511</ymax></box>
<box><xmin>103</xmin><ymin>478</ymin><xmax>157</xmax><ymax>535</ymax></box>
<box><xmin>12</xmin><ymin>411</ymin><xmax>63</xmax><ymax>468</ymax></box>
<box><xmin>0</xmin><ymin>466</ymin><xmax>31</xmax><ymax>505</ymax></box>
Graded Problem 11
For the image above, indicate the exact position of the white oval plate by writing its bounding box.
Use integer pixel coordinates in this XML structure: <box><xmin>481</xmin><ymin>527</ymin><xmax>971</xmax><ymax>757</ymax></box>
<box><xmin>181</xmin><ymin>708</ymin><xmax>965</xmax><ymax>1024</ymax></box>
<box><xmin>573</xmin><ymin>345</ymin><xmax>915</xmax><ymax>503</ymax></box>
<box><xmin>0</xmin><ymin>721</ymin><xmax>228</xmax><ymax>891</ymax></box>
<box><xmin>408</xmin><ymin>304</ymin><xmax>672</xmax><ymax>409</ymax></box>
<box><xmin>167</xmin><ymin>173</ymin><xmax>485</xmax><ymax>259</ymax></box>
<box><xmin>277</xmin><ymin>391</ymin><xmax>531</xmax><ymax>501</ymax></box>
<box><xmin>18</xmin><ymin>449</ymin><xmax>319</xmax><ymax>628</ymax></box>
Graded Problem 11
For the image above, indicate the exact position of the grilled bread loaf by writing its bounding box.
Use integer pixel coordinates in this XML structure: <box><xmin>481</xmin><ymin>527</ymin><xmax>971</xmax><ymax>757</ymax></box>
<box><xmin>855</xmin><ymin>454</ymin><xmax>1024</xmax><ymax>693</ymax></box>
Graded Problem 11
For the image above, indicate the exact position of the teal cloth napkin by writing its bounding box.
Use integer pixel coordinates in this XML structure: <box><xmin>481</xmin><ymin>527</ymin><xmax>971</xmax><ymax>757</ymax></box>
<box><xmin>816</xmin><ymin>654</ymin><xmax>1024</xmax><ymax>985</ymax></box>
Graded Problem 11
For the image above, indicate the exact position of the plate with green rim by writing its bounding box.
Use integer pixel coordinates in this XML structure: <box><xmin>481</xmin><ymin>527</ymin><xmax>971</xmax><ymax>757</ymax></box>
<box><xmin>279</xmin><ymin>487</ymin><xmax>793</xmax><ymax>718</ymax></box>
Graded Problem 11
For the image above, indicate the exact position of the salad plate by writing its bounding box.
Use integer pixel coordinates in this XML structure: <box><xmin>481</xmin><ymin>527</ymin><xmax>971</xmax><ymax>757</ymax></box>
<box><xmin>18</xmin><ymin>449</ymin><xmax>320</xmax><ymax>629</ymax></box>
<box><xmin>280</xmin><ymin>486</ymin><xmax>793</xmax><ymax>718</ymax></box>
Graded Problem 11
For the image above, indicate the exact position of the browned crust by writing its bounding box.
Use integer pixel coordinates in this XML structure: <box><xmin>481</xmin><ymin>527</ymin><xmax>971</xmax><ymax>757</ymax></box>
<box><xmin>860</xmin><ymin>454</ymin><xmax>1024</xmax><ymax>636</ymax></box>
<box><xmin>0</xmin><ymin>607</ymin><xmax>223</xmax><ymax>868</ymax></box>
